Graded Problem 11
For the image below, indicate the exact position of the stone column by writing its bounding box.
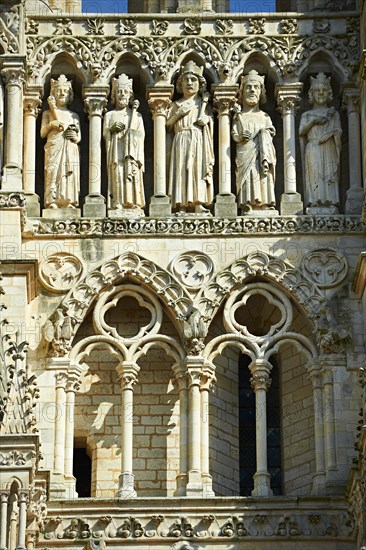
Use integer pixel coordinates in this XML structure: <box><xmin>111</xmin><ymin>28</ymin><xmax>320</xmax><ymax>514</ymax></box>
<box><xmin>61</xmin><ymin>373</ymin><xmax>80</xmax><ymax>499</ymax></box>
<box><xmin>172</xmin><ymin>364</ymin><xmax>189</xmax><ymax>496</ymax></box>
<box><xmin>116</xmin><ymin>362</ymin><xmax>140</xmax><ymax>498</ymax></box>
<box><xmin>309</xmin><ymin>366</ymin><xmax>326</xmax><ymax>494</ymax></box>
<box><xmin>53</xmin><ymin>372</ymin><xmax>68</xmax><ymax>475</ymax></box>
<box><xmin>186</xmin><ymin>357</ymin><xmax>204</xmax><ymax>495</ymax></box>
<box><xmin>342</xmin><ymin>89</ymin><xmax>364</xmax><ymax>214</ymax></box>
<box><xmin>200</xmin><ymin>364</ymin><xmax>216</xmax><ymax>497</ymax></box>
<box><xmin>276</xmin><ymin>83</ymin><xmax>303</xmax><ymax>215</ymax></box>
<box><xmin>23</xmin><ymin>87</ymin><xmax>42</xmax><ymax>217</ymax></box>
<box><xmin>0</xmin><ymin>493</ymin><xmax>8</xmax><ymax>550</ymax></box>
<box><xmin>16</xmin><ymin>492</ymin><xmax>28</xmax><ymax>550</ymax></box>
<box><xmin>147</xmin><ymin>86</ymin><xmax>173</xmax><ymax>217</ymax></box>
<box><xmin>1</xmin><ymin>60</ymin><xmax>25</xmax><ymax>190</ymax></box>
<box><xmin>83</xmin><ymin>86</ymin><xmax>109</xmax><ymax>217</ymax></box>
<box><xmin>250</xmin><ymin>360</ymin><xmax>273</xmax><ymax>496</ymax></box>
<box><xmin>213</xmin><ymin>85</ymin><xmax>238</xmax><ymax>217</ymax></box>
<box><xmin>322</xmin><ymin>368</ymin><xmax>337</xmax><ymax>471</ymax></box>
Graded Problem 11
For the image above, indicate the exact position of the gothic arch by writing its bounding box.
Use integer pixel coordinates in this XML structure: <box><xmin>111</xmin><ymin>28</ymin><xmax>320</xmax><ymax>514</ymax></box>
<box><xmin>28</xmin><ymin>39</ymin><xmax>94</xmax><ymax>85</ymax></box>
<box><xmin>52</xmin><ymin>252</ymin><xmax>192</xmax><ymax>350</ymax></box>
<box><xmin>197</xmin><ymin>251</ymin><xmax>326</xmax><ymax>327</ymax></box>
<box><xmin>295</xmin><ymin>37</ymin><xmax>354</xmax><ymax>82</ymax></box>
<box><xmin>228</xmin><ymin>39</ymin><xmax>284</xmax><ymax>84</ymax></box>
<box><xmin>103</xmin><ymin>51</ymin><xmax>154</xmax><ymax>85</ymax></box>
<box><xmin>165</xmin><ymin>37</ymin><xmax>223</xmax><ymax>83</ymax></box>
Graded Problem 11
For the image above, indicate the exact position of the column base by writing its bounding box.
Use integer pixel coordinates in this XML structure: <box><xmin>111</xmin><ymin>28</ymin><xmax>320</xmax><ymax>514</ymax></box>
<box><xmin>117</xmin><ymin>472</ymin><xmax>137</xmax><ymax>499</ymax></box>
<box><xmin>24</xmin><ymin>193</ymin><xmax>40</xmax><ymax>217</ymax></box>
<box><xmin>42</xmin><ymin>206</ymin><xmax>81</xmax><ymax>218</ymax></box>
<box><xmin>202</xmin><ymin>473</ymin><xmax>215</xmax><ymax>497</ymax></box>
<box><xmin>345</xmin><ymin>187</ymin><xmax>364</xmax><ymax>214</ymax></box>
<box><xmin>49</xmin><ymin>473</ymin><xmax>69</xmax><ymax>500</ymax></box>
<box><xmin>108</xmin><ymin>206</ymin><xmax>145</xmax><ymax>219</ymax></box>
<box><xmin>149</xmin><ymin>194</ymin><xmax>171</xmax><ymax>217</ymax></box>
<box><xmin>1</xmin><ymin>165</ymin><xmax>22</xmax><ymax>191</ymax></box>
<box><xmin>83</xmin><ymin>194</ymin><xmax>106</xmax><ymax>218</ymax></box>
<box><xmin>185</xmin><ymin>469</ymin><xmax>204</xmax><ymax>496</ymax></box>
<box><xmin>325</xmin><ymin>469</ymin><xmax>346</xmax><ymax>495</ymax></box>
<box><xmin>214</xmin><ymin>193</ymin><xmax>237</xmax><ymax>218</ymax></box>
<box><xmin>174</xmin><ymin>473</ymin><xmax>188</xmax><ymax>496</ymax></box>
<box><xmin>280</xmin><ymin>192</ymin><xmax>303</xmax><ymax>215</ymax></box>
<box><xmin>311</xmin><ymin>471</ymin><xmax>326</xmax><ymax>495</ymax></box>
<box><xmin>251</xmin><ymin>472</ymin><xmax>273</xmax><ymax>497</ymax></box>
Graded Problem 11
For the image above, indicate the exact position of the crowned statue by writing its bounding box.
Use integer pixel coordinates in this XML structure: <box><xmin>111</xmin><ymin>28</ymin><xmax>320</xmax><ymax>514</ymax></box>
<box><xmin>41</xmin><ymin>75</ymin><xmax>81</xmax><ymax>209</ymax></box>
<box><xmin>167</xmin><ymin>60</ymin><xmax>214</xmax><ymax>214</ymax></box>
<box><xmin>103</xmin><ymin>73</ymin><xmax>145</xmax><ymax>214</ymax></box>
<box><xmin>232</xmin><ymin>70</ymin><xmax>277</xmax><ymax>214</ymax></box>
<box><xmin>299</xmin><ymin>72</ymin><xmax>342</xmax><ymax>211</ymax></box>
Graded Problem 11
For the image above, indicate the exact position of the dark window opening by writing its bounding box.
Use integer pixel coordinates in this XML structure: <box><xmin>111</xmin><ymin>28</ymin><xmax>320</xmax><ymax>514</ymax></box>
<box><xmin>238</xmin><ymin>355</ymin><xmax>282</xmax><ymax>496</ymax></box>
<box><xmin>73</xmin><ymin>446</ymin><xmax>92</xmax><ymax>497</ymax></box>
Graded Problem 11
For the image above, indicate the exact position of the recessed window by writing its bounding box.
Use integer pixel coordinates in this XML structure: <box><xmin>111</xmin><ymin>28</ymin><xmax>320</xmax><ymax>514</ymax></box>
<box><xmin>73</xmin><ymin>446</ymin><xmax>92</xmax><ymax>497</ymax></box>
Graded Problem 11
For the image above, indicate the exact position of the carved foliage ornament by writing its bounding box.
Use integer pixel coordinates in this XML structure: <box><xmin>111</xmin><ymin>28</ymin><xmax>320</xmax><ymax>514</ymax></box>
<box><xmin>39</xmin><ymin>253</ymin><xmax>84</xmax><ymax>294</ymax></box>
<box><xmin>0</xmin><ymin>5</ymin><xmax>19</xmax><ymax>53</ymax></box>
<box><xmin>301</xmin><ymin>248</ymin><xmax>348</xmax><ymax>289</ymax></box>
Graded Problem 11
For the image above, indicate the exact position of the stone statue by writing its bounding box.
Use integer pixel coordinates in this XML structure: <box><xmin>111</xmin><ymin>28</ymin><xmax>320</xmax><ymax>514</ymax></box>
<box><xmin>167</xmin><ymin>61</ymin><xmax>214</xmax><ymax>214</ymax></box>
<box><xmin>40</xmin><ymin>75</ymin><xmax>81</xmax><ymax>209</ymax></box>
<box><xmin>103</xmin><ymin>74</ymin><xmax>145</xmax><ymax>212</ymax></box>
<box><xmin>299</xmin><ymin>73</ymin><xmax>342</xmax><ymax>210</ymax></box>
<box><xmin>232</xmin><ymin>70</ymin><xmax>276</xmax><ymax>213</ymax></box>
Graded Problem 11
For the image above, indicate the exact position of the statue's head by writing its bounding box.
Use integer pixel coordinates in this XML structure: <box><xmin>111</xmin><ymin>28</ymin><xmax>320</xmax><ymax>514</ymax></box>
<box><xmin>239</xmin><ymin>70</ymin><xmax>267</xmax><ymax>106</ymax></box>
<box><xmin>50</xmin><ymin>74</ymin><xmax>73</xmax><ymax>105</ymax></box>
<box><xmin>112</xmin><ymin>74</ymin><xmax>134</xmax><ymax>108</ymax></box>
<box><xmin>308</xmin><ymin>72</ymin><xmax>333</xmax><ymax>105</ymax></box>
<box><xmin>176</xmin><ymin>60</ymin><xmax>206</xmax><ymax>95</ymax></box>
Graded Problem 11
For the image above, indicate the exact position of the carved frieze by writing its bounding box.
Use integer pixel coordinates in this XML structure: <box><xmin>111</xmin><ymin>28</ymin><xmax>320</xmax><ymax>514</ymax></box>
<box><xmin>25</xmin><ymin>215</ymin><xmax>363</xmax><ymax>238</ymax></box>
<box><xmin>39</xmin><ymin>507</ymin><xmax>354</xmax><ymax>542</ymax></box>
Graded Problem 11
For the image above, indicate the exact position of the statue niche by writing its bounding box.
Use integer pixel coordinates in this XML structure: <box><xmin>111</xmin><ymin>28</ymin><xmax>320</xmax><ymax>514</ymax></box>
<box><xmin>232</xmin><ymin>70</ymin><xmax>277</xmax><ymax>215</ymax></box>
<box><xmin>41</xmin><ymin>75</ymin><xmax>81</xmax><ymax>210</ymax></box>
<box><xmin>167</xmin><ymin>61</ymin><xmax>214</xmax><ymax>215</ymax></box>
<box><xmin>299</xmin><ymin>72</ymin><xmax>342</xmax><ymax>213</ymax></box>
<box><xmin>103</xmin><ymin>74</ymin><xmax>145</xmax><ymax>216</ymax></box>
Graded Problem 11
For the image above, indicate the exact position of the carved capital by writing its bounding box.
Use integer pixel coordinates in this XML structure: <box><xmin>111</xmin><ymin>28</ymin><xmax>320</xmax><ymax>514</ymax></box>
<box><xmin>1</xmin><ymin>62</ymin><xmax>25</xmax><ymax>89</ymax></box>
<box><xmin>83</xmin><ymin>87</ymin><xmax>109</xmax><ymax>117</ymax></box>
<box><xmin>250</xmin><ymin>372</ymin><xmax>271</xmax><ymax>392</ymax></box>
<box><xmin>322</xmin><ymin>368</ymin><xmax>334</xmax><ymax>385</ymax></box>
<box><xmin>213</xmin><ymin>86</ymin><xmax>238</xmax><ymax>116</ymax></box>
<box><xmin>147</xmin><ymin>86</ymin><xmax>173</xmax><ymax>118</ymax></box>
<box><xmin>308</xmin><ymin>368</ymin><xmax>323</xmax><ymax>389</ymax></box>
<box><xmin>55</xmin><ymin>372</ymin><xmax>68</xmax><ymax>389</ymax></box>
<box><xmin>18</xmin><ymin>491</ymin><xmax>29</xmax><ymax>504</ymax></box>
<box><xmin>199</xmin><ymin>367</ymin><xmax>216</xmax><ymax>391</ymax></box>
<box><xmin>0</xmin><ymin>492</ymin><xmax>9</xmax><ymax>503</ymax></box>
<box><xmin>66</xmin><ymin>374</ymin><xmax>81</xmax><ymax>392</ymax></box>
<box><xmin>148</xmin><ymin>97</ymin><xmax>172</xmax><ymax>118</ymax></box>
<box><xmin>24</xmin><ymin>95</ymin><xmax>42</xmax><ymax>117</ymax></box>
<box><xmin>276</xmin><ymin>83</ymin><xmax>303</xmax><ymax>115</ymax></box>
<box><xmin>187</xmin><ymin>369</ymin><xmax>202</xmax><ymax>387</ymax></box>
<box><xmin>116</xmin><ymin>363</ymin><xmax>140</xmax><ymax>389</ymax></box>
<box><xmin>342</xmin><ymin>89</ymin><xmax>360</xmax><ymax>114</ymax></box>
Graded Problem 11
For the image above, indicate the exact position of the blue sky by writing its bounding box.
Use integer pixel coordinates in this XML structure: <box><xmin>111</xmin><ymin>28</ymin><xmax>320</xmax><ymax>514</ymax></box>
<box><xmin>82</xmin><ymin>1</ymin><xmax>276</xmax><ymax>14</ymax></box>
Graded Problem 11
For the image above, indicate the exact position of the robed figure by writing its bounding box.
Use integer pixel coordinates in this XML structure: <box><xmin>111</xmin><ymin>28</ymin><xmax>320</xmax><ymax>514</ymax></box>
<box><xmin>232</xmin><ymin>70</ymin><xmax>276</xmax><ymax>213</ymax></box>
<box><xmin>167</xmin><ymin>61</ymin><xmax>214</xmax><ymax>214</ymax></box>
<box><xmin>103</xmin><ymin>74</ymin><xmax>145</xmax><ymax>211</ymax></box>
<box><xmin>299</xmin><ymin>73</ymin><xmax>342</xmax><ymax>209</ymax></box>
<box><xmin>41</xmin><ymin>75</ymin><xmax>81</xmax><ymax>209</ymax></box>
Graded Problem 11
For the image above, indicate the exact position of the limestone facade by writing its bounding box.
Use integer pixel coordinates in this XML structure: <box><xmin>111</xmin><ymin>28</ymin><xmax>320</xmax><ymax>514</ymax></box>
<box><xmin>0</xmin><ymin>0</ymin><xmax>366</xmax><ymax>549</ymax></box>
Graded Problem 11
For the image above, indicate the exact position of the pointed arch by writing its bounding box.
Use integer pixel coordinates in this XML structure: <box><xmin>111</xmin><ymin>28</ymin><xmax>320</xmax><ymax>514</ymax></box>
<box><xmin>53</xmin><ymin>252</ymin><xmax>192</xmax><ymax>349</ymax></box>
<box><xmin>228</xmin><ymin>39</ymin><xmax>284</xmax><ymax>84</ymax></box>
<box><xmin>29</xmin><ymin>42</ymin><xmax>93</xmax><ymax>85</ymax></box>
<box><xmin>103</xmin><ymin>50</ymin><xmax>154</xmax><ymax>85</ymax></box>
<box><xmin>197</xmin><ymin>251</ymin><xmax>326</xmax><ymax>327</ymax></box>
